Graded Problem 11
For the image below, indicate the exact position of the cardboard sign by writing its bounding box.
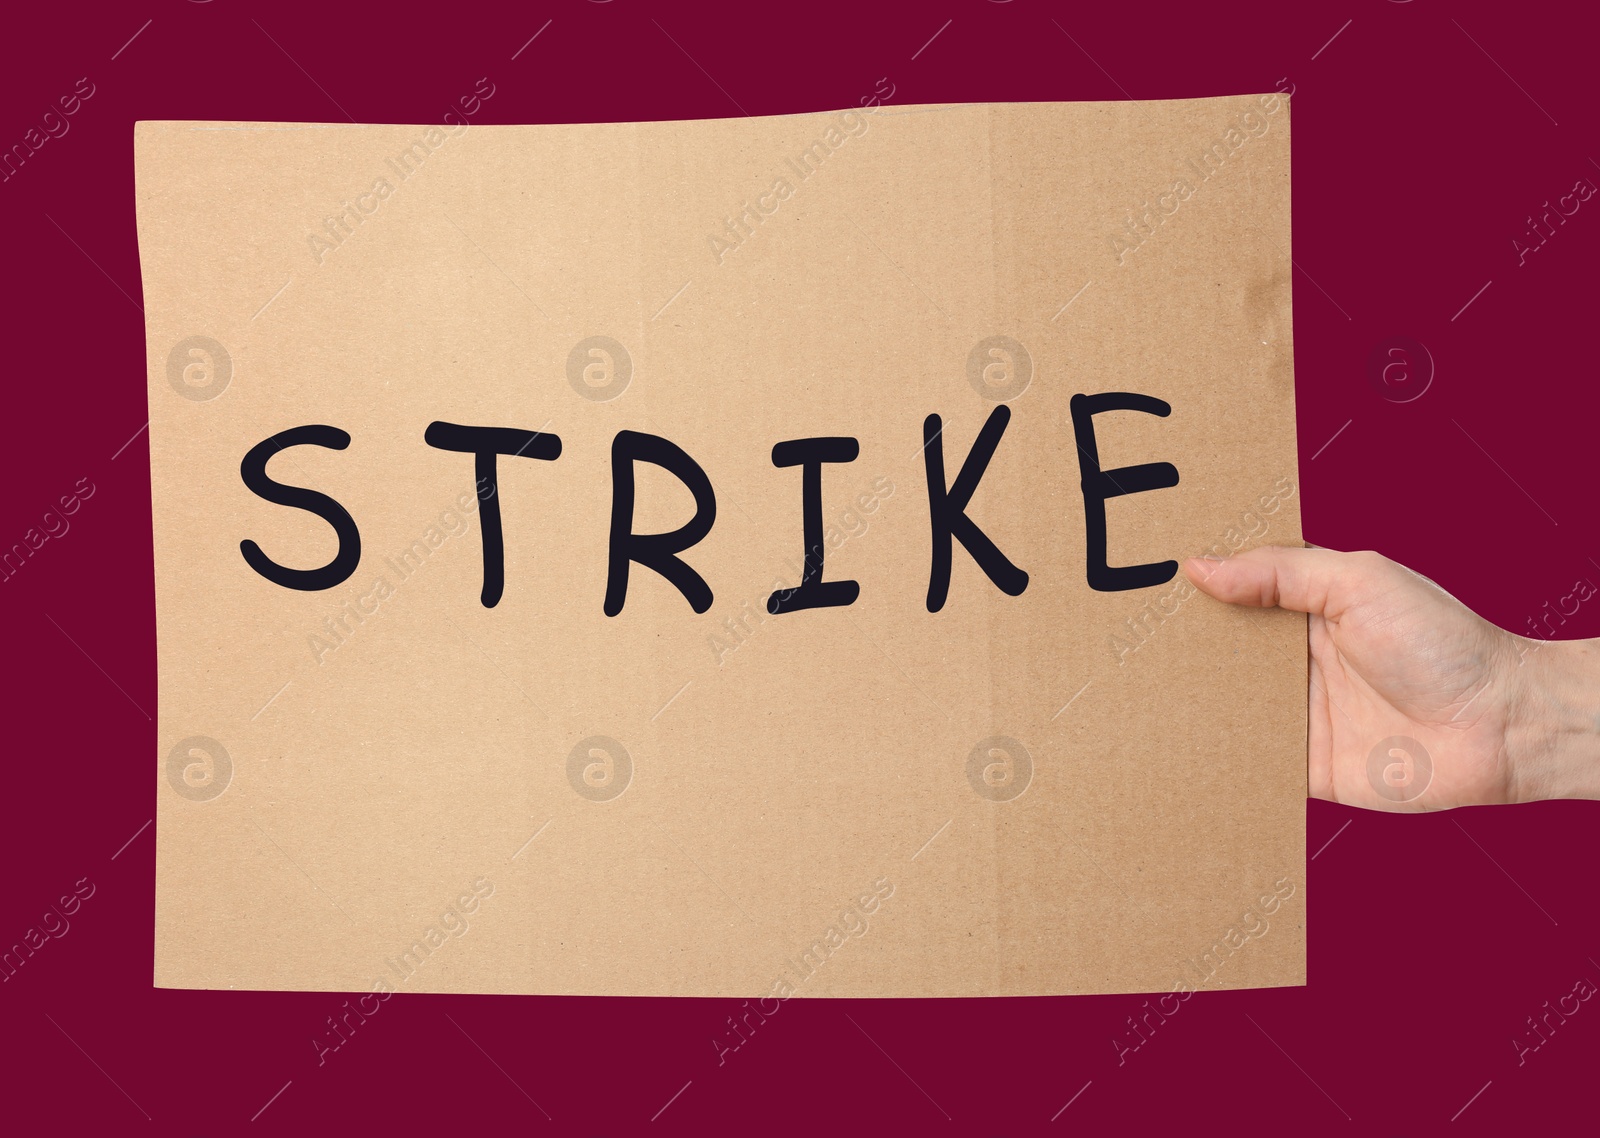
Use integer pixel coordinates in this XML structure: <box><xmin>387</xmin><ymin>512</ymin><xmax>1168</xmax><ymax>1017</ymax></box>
<box><xmin>137</xmin><ymin>96</ymin><xmax>1305</xmax><ymax>998</ymax></box>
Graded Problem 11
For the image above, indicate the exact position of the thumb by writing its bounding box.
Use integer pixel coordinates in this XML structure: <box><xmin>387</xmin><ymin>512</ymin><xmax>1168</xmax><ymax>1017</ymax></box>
<box><xmin>1182</xmin><ymin>545</ymin><xmax>1367</xmax><ymax>618</ymax></box>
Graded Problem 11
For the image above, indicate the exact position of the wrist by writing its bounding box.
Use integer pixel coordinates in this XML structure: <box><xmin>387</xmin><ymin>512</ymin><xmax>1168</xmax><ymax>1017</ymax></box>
<box><xmin>1507</xmin><ymin>636</ymin><xmax>1600</xmax><ymax>802</ymax></box>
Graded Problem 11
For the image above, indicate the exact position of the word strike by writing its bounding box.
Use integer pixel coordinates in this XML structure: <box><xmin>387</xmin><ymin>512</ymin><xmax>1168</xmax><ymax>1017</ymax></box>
<box><xmin>239</xmin><ymin>395</ymin><xmax>1180</xmax><ymax>612</ymax></box>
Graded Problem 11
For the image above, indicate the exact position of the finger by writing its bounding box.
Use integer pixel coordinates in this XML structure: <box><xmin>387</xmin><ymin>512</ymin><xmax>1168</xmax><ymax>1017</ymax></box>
<box><xmin>1181</xmin><ymin>545</ymin><xmax>1368</xmax><ymax>618</ymax></box>
<box><xmin>1307</xmin><ymin>647</ymin><xmax>1332</xmax><ymax>801</ymax></box>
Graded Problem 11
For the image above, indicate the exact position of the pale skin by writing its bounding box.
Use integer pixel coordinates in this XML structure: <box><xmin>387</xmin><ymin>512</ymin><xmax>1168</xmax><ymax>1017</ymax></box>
<box><xmin>1182</xmin><ymin>546</ymin><xmax>1600</xmax><ymax>810</ymax></box>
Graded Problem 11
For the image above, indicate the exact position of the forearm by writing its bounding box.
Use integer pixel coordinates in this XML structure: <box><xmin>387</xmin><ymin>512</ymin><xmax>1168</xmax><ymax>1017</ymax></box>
<box><xmin>1509</xmin><ymin>636</ymin><xmax>1600</xmax><ymax>801</ymax></box>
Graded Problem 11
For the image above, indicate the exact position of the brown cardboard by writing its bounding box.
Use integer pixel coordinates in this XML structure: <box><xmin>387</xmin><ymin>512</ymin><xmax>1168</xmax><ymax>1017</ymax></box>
<box><xmin>137</xmin><ymin>96</ymin><xmax>1305</xmax><ymax>998</ymax></box>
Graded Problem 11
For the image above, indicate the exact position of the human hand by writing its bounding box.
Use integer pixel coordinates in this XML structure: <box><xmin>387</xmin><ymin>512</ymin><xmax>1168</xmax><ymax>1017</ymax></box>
<box><xmin>1182</xmin><ymin>546</ymin><xmax>1600</xmax><ymax>810</ymax></box>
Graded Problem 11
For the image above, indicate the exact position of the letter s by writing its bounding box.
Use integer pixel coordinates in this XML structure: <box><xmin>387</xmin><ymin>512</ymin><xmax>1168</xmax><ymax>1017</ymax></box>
<box><xmin>239</xmin><ymin>425</ymin><xmax>361</xmax><ymax>591</ymax></box>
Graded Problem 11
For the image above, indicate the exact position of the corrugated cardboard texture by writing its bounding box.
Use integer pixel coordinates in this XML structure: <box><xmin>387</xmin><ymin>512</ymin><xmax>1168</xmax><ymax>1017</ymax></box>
<box><xmin>137</xmin><ymin>97</ymin><xmax>1305</xmax><ymax>997</ymax></box>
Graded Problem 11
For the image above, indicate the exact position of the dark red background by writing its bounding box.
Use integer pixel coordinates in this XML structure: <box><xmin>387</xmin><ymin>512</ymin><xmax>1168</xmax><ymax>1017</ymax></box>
<box><xmin>2</xmin><ymin>1</ymin><xmax>1596</xmax><ymax>1134</ymax></box>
